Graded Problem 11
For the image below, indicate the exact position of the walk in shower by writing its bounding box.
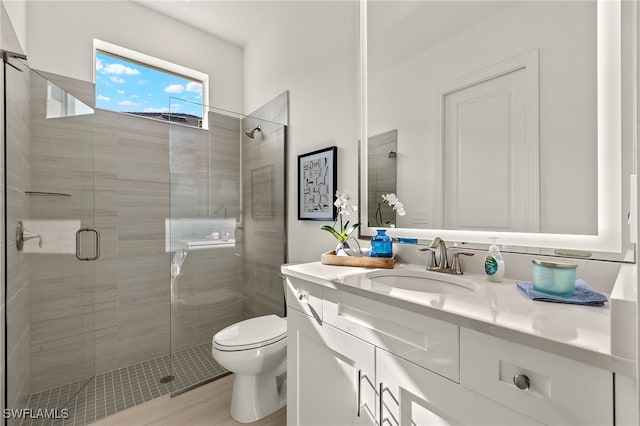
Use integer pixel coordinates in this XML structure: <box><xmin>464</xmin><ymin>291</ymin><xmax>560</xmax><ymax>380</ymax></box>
<box><xmin>3</xmin><ymin>54</ymin><xmax>287</xmax><ymax>425</ymax></box>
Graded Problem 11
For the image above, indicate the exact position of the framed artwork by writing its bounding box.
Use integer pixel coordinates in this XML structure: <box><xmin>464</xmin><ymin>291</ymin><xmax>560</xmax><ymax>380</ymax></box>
<box><xmin>298</xmin><ymin>146</ymin><xmax>337</xmax><ymax>221</ymax></box>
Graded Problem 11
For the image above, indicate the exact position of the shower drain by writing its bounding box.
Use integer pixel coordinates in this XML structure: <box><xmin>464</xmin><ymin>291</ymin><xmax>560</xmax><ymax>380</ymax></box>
<box><xmin>159</xmin><ymin>375</ymin><xmax>175</xmax><ymax>384</ymax></box>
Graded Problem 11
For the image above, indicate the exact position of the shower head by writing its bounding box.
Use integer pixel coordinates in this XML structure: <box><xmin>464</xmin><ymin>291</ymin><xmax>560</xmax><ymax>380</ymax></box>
<box><xmin>245</xmin><ymin>125</ymin><xmax>262</xmax><ymax>139</ymax></box>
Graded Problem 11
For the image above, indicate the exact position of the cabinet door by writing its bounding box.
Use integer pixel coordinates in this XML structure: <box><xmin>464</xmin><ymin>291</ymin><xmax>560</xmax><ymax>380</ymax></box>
<box><xmin>288</xmin><ymin>309</ymin><xmax>376</xmax><ymax>426</ymax></box>
<box><xmin>377</xmin><ymin>349</ymin><xmax>542</xmax><ymax>426</ymax></box>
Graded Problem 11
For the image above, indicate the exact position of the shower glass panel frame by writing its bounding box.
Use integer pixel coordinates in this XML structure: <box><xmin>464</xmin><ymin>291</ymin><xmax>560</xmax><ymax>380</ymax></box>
<box><xmin>4</xmin><ymin>58</ymin><xmax>97</xmax><ymax>419</ymax></box>
<box><xmin>168</xmin><ymin>98</ymin><xmax>287</xmax><ymax>396</ymax></box>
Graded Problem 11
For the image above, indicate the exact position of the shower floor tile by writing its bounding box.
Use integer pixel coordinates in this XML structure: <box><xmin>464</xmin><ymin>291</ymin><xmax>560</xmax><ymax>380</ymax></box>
<box><xmin>21</xmin><ymin>343</ymin><xmax>227</xmax><ymax>426</ymax></box>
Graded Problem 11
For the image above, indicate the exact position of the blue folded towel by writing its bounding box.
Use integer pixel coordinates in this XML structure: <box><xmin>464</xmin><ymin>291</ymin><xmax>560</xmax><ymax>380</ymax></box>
<box><xmin>516</xmin><ymin>279</ymin><xmax>608</xmax><ymax>307</ymax></box>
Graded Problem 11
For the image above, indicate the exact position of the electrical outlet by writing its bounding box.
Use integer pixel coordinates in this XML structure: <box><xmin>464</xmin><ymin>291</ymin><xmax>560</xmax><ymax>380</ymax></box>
<box><xmin>413</xmin><ymin>210</ymin><xmax>429</xmax><ymax>224</ymax></box>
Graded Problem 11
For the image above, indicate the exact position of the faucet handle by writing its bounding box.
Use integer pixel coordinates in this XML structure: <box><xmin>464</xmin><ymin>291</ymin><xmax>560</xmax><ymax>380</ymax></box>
<box><xmin>450</xmin><ymin>250</ymin><xmax>474</xmax><ymax>275</ymax></box>
<box><xmin>418</xmin><ymin>246</ymin><xmax>438</xmax><ymax>270</ymax></box>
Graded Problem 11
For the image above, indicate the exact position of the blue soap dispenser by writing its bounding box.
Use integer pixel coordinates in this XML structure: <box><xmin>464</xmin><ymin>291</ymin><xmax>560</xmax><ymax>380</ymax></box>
<box><xmin>370</xmin><ymin>229</ymin><xmax>393</xmax><ymax>258</ymax></box>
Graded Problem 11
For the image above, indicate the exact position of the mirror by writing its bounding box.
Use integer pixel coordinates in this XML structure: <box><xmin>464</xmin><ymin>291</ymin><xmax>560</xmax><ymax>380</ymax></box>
<box><xmin>361</xmin><ymin>0</ymin><xmax>635</xmax><ymax>259</ymax></box>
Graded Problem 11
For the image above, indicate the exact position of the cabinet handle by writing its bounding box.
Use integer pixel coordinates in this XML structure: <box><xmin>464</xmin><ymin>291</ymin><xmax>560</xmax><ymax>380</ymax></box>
<box><xmin>379</xmin><ymin>382</ymin><xmax>384</xmax><ymax>425</ymax></box>
<box><xmin>356</xmin><ymin>369</ymin><xmax>362</xmax><ymax>417</ymax></box>
<box><xmin>513</xmin><ymin>374</ymin><xmax>530</xmax><ymax>391</ymax></box>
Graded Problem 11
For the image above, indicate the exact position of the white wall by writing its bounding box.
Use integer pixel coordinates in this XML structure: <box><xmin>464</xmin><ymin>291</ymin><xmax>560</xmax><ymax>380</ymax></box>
<box><xmin>3</xmin><ymin>0</ymin><xmax>26</xmax><ymax>53</ymax></box>
<box><xmin>243</xmin><ymin>1</ymin><xmax>360</xmax><ymax>263</ymax></box>
<box><xmin>26</xmin><ymin>0</ymin><xmax>243</xmax><ymax>113</ymax></box>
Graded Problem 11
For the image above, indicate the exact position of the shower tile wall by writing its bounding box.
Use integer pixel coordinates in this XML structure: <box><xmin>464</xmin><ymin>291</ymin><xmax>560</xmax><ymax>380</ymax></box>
<box><xmin>94</xmin><ymin>111</ymin><xmax>172</xmax><ymax>373</ymax></box>
<box><xmin>241</xmin><ymin>92</ymin><xmax>288</xmax><ymax>318</ymax></box>
<box><xmin>5</xmin><ymin>45</ymin><xmax>32</xmax><ymax>413</ymax></box>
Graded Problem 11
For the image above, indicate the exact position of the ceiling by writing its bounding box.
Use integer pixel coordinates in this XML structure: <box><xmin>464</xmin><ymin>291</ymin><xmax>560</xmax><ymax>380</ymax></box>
<box><xmin>133</xmin><ymin>0</ymin><xmax>296</xmax><ymax>47</ymax></box>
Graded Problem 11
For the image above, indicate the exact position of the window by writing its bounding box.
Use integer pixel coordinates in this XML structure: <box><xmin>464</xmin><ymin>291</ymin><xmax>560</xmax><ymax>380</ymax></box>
<box><xmin>47</xmin><ymin>81</ymin><xmax>94</xmax><ymax>118</ymax></box>
<box><xmin>94</xmin><ymin>40</ymin><xmax>209</xmax><ymax>129</ymax></box>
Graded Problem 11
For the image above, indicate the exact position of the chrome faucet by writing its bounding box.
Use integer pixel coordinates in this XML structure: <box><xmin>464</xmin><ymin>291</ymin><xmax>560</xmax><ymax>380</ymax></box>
<box><xmin>430</xmin><ymin>237</ymin><xmax>449</xmax><ymax>270</ymax></box>
<box><xmin>419</xmin><ymin>237</ymin><xmax>474</xmax><ymax>275</ymax></box>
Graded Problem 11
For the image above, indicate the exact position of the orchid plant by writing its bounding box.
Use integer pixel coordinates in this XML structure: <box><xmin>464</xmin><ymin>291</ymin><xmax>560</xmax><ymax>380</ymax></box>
<box><xmin>376</xmin><ymin>193</ymin><xmax>406</xmax><ymax>227</ymax></box>
<box><xmin>321</xmin><ymin>190</ymin><xmax>360</xmax><ymax>244</ymax></box>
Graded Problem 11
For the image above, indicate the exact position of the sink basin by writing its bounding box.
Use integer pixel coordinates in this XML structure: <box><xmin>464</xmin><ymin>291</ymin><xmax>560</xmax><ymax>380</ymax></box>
<box><xmin>366</xmin><ymin>269</ymin><xmax>477</xmax><ymax>295</ymax></box>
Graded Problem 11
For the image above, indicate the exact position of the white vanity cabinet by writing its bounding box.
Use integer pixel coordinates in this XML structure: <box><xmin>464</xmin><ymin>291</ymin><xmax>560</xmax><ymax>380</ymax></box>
<box><xmin>288</xmin><ymin>308</ymin><xmax>377</xmax><ymax>425</ymax></box>
<box><xmin>284</xmin><ymin>273</ymin><xmax>616</xmax><ymax>426</ymax></box>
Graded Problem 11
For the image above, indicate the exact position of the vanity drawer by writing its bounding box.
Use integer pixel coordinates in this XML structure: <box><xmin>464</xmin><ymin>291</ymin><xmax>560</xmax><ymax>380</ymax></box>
<box><xmin>460</xmin><ymin>328</ymin><xmax>613</xmax><ymax>425</ymax></box>
<box><xmin>323</xmin><ymin>287</ymin><xmax>459</xmax><ymax>382</ymax></box>
<box><xmin>284</xmin><ymin>276</ymin><xmax>323</xmax><ymax>321</ymax></box>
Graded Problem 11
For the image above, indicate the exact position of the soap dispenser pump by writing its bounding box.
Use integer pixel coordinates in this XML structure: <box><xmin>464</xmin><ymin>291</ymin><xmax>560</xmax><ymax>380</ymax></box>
<box><xmin>484</xmin><ymin>237</ymin><xmax>505</xmax><ymax>282</ymax></box>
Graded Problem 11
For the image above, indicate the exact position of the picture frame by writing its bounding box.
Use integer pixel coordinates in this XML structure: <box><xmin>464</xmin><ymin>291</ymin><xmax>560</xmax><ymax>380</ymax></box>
<box><xmin>298</xmin><ymin>146</ymin><xmax>337</xmax><ymax>221</ymax></box>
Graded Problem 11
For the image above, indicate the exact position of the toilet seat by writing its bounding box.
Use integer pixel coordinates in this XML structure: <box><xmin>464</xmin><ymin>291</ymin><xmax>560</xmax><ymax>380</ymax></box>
<box><xmin>213</xmin><ymin>314</ymin><xmax>286</xmax><ymax>351</ymax></box>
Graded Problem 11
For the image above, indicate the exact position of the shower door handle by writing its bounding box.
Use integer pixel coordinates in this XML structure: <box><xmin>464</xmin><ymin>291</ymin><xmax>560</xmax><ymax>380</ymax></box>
<box><xmin>76</xmin><ymin>227</ymin><xmax>100</xmax><ymax>261</ymax></box>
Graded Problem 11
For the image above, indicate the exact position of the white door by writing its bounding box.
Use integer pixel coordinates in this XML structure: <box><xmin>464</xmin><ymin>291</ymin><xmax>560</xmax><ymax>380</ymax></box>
<box><xmin>288</xmin><ymin>309</ymin><xmax>377</xmax><ymax>426</ymax></box>
<box><xmin>443</xmin><ymin>68</ymin><xmax>538</xmax><ymax>232</ymax></box>
<box><xmin>377</xmin><ymin>349</ymin><xmax>542</xmax><ymax>426</ymax></box>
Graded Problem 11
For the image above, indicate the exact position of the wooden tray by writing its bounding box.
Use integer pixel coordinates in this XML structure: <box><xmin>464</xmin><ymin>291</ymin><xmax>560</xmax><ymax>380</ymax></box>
<box><xmin>320</xmin><ymin>251</ymin><xmax>396</xmax><ymax>269</ymax></box>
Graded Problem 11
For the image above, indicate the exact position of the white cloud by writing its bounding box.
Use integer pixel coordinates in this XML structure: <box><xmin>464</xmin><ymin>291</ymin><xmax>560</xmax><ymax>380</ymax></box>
<box><xmin>96</xmin><ymin>58</ymin><xmax>104</xmax><ymax>72</ymax></box>
<box><xmin>118</xmin><ymin>100</ymin><xmax>141</xmax><ymax>107</ymax></box>
<box><xmin>164</xmin><ymin>84</ymin><xmax>185</xmax><ymax>94</ymax></box>
<box><xmin>110</xmin><ymin>76</ymin><xmax>125</xmax><ymax>84</ymax></box>
<box><xmin>96</xmin><ymin>94</ymin><xmax>110</xmax><ymax>102</ymax></box>
<box><xmin>143</xmin><ymin>107</ymin><xmax>170</xmax><ymax>113</ymax></box>
<box><xmin>186</xmin><ymin>81</ymin><xmax>202</xmax><ymax>94</ymax></box>
<box><xmin>170</xmin><ymin>103</ymin><xmax>183</xmax><ymax>111</ymax></box>
<box><xmin>102</xmin><ymin>63</ymin><xmax>140</xmax><ymax>76</ymax></box>
<box><xmin>117</xmin><ymin>90</ymin><xmax>125</xmax><ymax>95</ymax></box>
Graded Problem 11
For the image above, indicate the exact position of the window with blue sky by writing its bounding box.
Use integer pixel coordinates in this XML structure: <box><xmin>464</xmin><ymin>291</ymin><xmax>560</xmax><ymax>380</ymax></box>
<box><xmin>95</xmin><ymin>50</ymin><xmax>204</xmax><ymax>127</ymax></box>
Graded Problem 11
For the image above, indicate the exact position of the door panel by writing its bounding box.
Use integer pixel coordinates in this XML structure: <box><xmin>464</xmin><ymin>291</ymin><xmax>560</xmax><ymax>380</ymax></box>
<box><xmin>5</xmin><ymin>59</ymin><xmax>96</xmax><ymax>409</ymax></box>
<box><xmin>443</xmin><ymin>68</ymin><xmax>537</xmax><ymax>232</ymax></box>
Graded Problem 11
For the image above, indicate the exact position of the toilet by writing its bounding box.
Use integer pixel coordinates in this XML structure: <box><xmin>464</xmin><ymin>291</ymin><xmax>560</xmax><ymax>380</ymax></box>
<box><xmin>212</xmin><ymin>314</ymin><xmax>287</xmax><ymax>423</ymax></box>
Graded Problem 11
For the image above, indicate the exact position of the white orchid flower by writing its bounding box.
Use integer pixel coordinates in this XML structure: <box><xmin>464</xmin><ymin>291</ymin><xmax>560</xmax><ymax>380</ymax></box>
<box><xmin>322</xmin><ymin>189</ymin><xmax>362</xmax><ymax>246</ymax></box>
<box><xmin>382</xmin><ymin>193</ymin><xmax>398</xmax><ymax>204</ymax></box>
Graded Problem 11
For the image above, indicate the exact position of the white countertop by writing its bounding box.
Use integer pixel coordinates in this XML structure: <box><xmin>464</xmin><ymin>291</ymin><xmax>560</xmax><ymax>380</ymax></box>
<box><xmin>282</xmin><ymin>261</ymin><xmax>636</xmax><ymax>377</ymax></box>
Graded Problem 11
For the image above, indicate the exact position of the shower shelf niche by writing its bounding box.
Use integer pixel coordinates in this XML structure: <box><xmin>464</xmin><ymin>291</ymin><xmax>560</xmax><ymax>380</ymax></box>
<box><xmin>186</xmin><ymin>239</ymin><xmax>236</xmax><ymax>250</ymax></box>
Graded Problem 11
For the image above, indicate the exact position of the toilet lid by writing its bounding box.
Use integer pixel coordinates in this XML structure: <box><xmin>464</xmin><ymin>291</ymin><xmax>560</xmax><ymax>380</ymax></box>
<box><xmin>213</xmin><ymin>314</ymin><xmax>286</xmax><ymax>351</ymax></box>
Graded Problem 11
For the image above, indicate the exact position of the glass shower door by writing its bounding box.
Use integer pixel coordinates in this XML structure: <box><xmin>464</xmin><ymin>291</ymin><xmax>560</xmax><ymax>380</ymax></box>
<box><xmin>168</xmin><ymin>98</ymin><xmax>287</xmax><ymax>396</ymax></box>
<box><xmin>5</xmin><ymin>58</ymin><xmax>97</xmax><ymax>420</ymax></box>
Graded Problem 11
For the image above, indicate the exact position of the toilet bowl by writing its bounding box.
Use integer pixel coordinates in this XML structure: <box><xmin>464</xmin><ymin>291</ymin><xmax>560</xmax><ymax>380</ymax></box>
<box><xmin>212</xmin><ymin>314</ymin><xmax>287</xmax><ymax>423</ymax></box>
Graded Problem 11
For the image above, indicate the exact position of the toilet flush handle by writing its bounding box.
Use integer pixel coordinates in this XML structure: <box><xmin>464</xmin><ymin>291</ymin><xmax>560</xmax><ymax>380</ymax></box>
<box><xmin>297</xmin><ymin>289</ymin><xmax>309</xmax><ymax>303</ymax></box>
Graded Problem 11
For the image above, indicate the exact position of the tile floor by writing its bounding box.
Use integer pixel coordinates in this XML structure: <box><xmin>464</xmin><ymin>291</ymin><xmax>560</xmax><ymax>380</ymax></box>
<box><xmin>88</xmin><ymin>373</ymin><xmax>286</xmax><ymax>426</ymax></box>
<box><xmin>21</xmin><ymin>343</ymin><xmax>226</xmax><ymax>426</ymax></box>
